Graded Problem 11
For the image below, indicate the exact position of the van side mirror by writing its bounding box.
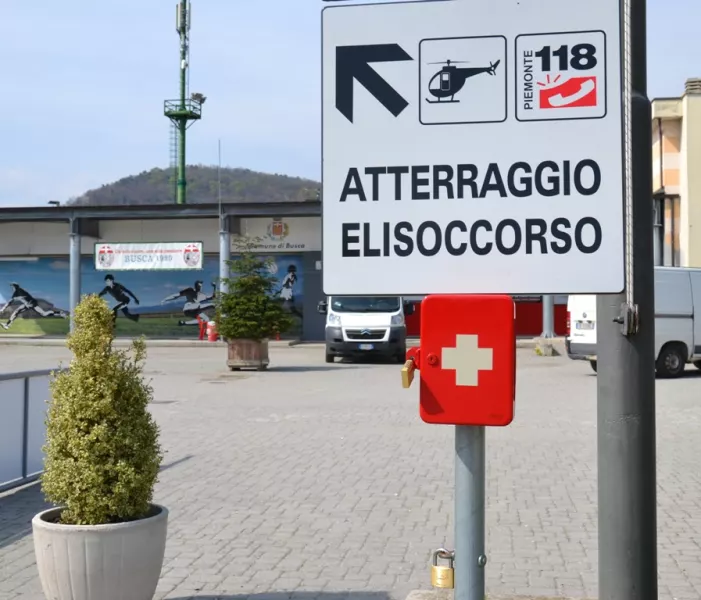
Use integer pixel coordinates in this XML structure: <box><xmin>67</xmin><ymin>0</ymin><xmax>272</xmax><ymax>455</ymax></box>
<box><xmin>317</xmin><ymin>301</ymin><xmax>328</xmax><ymax>314</ymax></box>
<box><xmin>404</xmin><ymin>302</ymin><xmax>415</xmax><ymax>316</ymax></box>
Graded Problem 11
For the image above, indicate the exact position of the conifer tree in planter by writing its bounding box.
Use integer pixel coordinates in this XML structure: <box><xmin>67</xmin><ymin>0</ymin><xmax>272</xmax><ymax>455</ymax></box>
<box><xmin>32</xmin><ymin>294</ymin><xmax>166</xmax><ymax>600</ymax></box>
<box><xmin>216</xmin><ymin>238</ymin><xmax>293</xmax><ymax>371</ymax></box>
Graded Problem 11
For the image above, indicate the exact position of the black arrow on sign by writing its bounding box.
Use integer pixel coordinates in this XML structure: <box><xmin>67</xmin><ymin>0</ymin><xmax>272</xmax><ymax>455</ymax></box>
<box><xmin>336</xmin><ymin>44</ymin><xmax>413</xmax><ymax>123</ymax></box>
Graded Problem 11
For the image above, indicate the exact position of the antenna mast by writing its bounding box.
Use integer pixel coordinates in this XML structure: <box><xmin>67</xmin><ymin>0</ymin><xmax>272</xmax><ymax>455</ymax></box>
<box><xmin>164</xmin><ymin>0</ymin><xmax>206</xmax><ymax>205</ymax></box>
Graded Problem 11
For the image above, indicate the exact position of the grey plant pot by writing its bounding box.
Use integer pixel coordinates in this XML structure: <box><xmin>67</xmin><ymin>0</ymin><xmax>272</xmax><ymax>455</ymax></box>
<box><xmin>32</xmin><ymin>504</ymin><xmax>168</xmax><ymax>600</ymax></box>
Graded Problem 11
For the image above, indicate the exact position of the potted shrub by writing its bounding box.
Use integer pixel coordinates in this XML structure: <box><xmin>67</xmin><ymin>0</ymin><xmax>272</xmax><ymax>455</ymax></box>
<box><xmin>32</xmin><ymin>294</ymin><xmax>166</xmax><ymax>600</ymax></box>
<box><xmin>216</xmin><ymin>238</ymin><xmax>293</xmax><ymax>370</ymax></box>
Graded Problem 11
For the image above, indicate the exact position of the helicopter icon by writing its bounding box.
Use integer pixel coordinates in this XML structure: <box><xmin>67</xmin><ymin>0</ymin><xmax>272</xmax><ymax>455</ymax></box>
<box><xmin>426</xmin><ymin>58</ymin><xmax>501</xmax><ymax>104</ymax></box>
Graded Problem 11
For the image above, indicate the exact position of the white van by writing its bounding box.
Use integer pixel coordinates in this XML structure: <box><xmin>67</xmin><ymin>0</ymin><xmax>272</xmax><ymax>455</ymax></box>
<box><xmin>317</xmin><ymin>296</ymin><xmax>414</xmax><ymax>363</ymax></box>
<box><xmin>566</xmin><ymin>267</ymin><xmax>701</xmax><ymax>377</ymax></box>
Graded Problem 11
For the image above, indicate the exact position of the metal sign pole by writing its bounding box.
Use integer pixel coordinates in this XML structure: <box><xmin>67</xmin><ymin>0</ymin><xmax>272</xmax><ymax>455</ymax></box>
<box><xmin>455</xmin><ymin>425</ymin><xmax>486</xmax><ymax>600</ymax></box>
<box><xmin>597</xmin><ymin>0</ymin><xmax>658</xmax><ymax>598</ymax></box>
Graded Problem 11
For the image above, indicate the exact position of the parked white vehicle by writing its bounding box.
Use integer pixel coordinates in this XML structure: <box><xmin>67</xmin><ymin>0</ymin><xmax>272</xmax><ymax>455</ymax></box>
<box><xmin>566</xmin><ymin>267</ymin><xmax>701</xmax><ymax>377</ymax></box>
<box><xmin>317</xmin><ymin>296</ymin><xmax>413</xmax><ymax>363</ymax></box>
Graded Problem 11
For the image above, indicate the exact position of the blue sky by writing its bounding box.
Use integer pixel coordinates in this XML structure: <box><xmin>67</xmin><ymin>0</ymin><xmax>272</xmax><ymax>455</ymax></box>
<box><xmin>2</xmin><ymin>0</ymin><xmax>699</xmax><ymax>207</ymax></box>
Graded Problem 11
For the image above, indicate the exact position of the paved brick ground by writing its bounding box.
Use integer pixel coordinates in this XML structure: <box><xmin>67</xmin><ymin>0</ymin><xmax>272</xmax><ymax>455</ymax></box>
<box><xmin>1</xmin><ymin>345</ymin><xmax>700</xmax><ymax>600</ymax></box>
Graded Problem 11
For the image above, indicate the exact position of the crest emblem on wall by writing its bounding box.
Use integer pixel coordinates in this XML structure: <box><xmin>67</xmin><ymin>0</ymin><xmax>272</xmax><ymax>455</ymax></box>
<box><xmin>267</xmin><ymin>218</ymin><xmax>289</xmax><ymax>241</ymax></box>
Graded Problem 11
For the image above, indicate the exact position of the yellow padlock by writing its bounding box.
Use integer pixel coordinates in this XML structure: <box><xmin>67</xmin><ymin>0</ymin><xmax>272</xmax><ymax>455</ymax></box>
<box><xmin>431</xmin><ymin>548</ymin><xmax>455</xmax><ymax>589</ymax></box>
<box><xmin>401</xmin><ymin>359</ymin><xmax>416</xmax><ymax>389</ymax></box>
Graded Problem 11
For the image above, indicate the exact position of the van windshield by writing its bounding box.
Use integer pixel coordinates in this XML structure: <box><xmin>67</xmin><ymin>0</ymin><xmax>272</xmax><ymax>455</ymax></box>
<box><xmin>330</xmin><ymin>296</ymin><xmax>401</xmax><ymax>313</ymax></box>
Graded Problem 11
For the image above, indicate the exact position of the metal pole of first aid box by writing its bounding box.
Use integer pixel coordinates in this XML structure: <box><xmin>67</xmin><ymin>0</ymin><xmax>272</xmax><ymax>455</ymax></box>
<box><xmin>455</xmin><ymin>425</ymin><xmax>486</xmax><ymax>600</ymax></box>
<box><xmin>596</xmin><ymin>0</ymin><xmax>658</xmax><ymax>598</ymax></box>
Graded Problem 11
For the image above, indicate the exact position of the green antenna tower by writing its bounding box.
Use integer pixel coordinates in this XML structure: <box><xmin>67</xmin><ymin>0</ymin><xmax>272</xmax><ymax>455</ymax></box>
<box><xmin>164</xmin><ymin>0</ymin><xmax>205</xmax><ymax>205</ymax></box>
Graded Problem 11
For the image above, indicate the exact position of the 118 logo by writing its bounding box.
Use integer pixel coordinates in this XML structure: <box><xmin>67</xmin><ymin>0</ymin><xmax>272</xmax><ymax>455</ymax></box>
<box><xmin>516</xmin><ymin>31</ymin><xmax>607</xmax><ymax>121</ymax></box>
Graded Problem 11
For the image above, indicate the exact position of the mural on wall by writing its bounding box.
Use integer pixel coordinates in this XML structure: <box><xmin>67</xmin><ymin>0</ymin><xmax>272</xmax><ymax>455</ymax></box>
<box><xmin>0</xmin><ymin>282</ymin><xmax>69</xmax><ymax>330</ymax></box>
<box><xmin>0</xmin><ymin>255</ymin><xmax>304</xmax><ymax>338</ymax></box>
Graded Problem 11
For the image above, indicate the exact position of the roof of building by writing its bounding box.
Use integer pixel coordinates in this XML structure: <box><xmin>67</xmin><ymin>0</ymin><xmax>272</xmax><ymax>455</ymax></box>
<box><xmin>651</xmin><ymin>78</ymin><xmax>701</xmax><ymax>106</ymax></box>
<box><xmin>0</xmin><ymin>200</ymin><xmax>321</xmax><ymax>223</ymax></box>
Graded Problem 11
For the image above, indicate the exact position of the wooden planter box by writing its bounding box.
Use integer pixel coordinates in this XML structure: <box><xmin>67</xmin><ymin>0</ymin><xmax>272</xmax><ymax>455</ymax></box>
<box><xmin>227</xmin><ymin>339</ymin><xmax>270</xmax><ymax>371</ymax></box>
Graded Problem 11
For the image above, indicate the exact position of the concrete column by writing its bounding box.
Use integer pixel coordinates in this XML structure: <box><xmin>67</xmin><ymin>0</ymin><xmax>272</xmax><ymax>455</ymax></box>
<box><xmin>69</xmin><ymin>219</ymin><xmax>81</xmax><ymax>333</ymax></box>
<box><xmin>541</xmin><ymin>294</ymin><xmax>555</xmax><ymax>338</ymax></box>
<box><xmin>536</xmin><ymin>295</ymin><xmax>558</xmax><ymax>356</ymax></box>
<box><xmin>219</xmin><ymin>215</ymin><xmax>231</xmax><ymax>295</ymax></box>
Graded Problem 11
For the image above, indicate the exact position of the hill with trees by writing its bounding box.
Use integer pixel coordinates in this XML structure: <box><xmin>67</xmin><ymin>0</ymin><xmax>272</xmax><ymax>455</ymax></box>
<box><xmin>68</xmin><ymin>165</ymin><xmax>320</xmax><ymax>206</ymax></box>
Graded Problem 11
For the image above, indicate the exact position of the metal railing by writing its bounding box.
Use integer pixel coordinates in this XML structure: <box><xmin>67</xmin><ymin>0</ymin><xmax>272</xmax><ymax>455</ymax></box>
<box><xmin>0</xmin><ymin>369</ymin><xmax>63</xmax><ymax>493</ymax></box>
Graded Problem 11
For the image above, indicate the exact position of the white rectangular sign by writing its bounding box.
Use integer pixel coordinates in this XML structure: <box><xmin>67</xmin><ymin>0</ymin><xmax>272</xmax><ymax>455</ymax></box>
<box><xmin>236</xmin><ymin>217</ymin><xmax>321</xmax><ymax>253</ymax></box>
<box><xmin>322</xmin><ymin>0</ymin><xmax>624</xmax><ymax>295</ymax></box>
<box><xmin>94</xmin><ymin>242</ymin><xmax>204</xmax><ymax>271</ymax></box>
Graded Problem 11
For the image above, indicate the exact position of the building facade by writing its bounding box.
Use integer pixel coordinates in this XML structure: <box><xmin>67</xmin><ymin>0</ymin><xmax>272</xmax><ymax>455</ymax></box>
<box><xmin>652</xmin><ymin>78</ymin><xmax>701</xmax><ymax>267</ymax></box>
<box><xmin>0</xmin><ymin>209</ymin><xmax>327</xmax><ymax>341</ymax></box>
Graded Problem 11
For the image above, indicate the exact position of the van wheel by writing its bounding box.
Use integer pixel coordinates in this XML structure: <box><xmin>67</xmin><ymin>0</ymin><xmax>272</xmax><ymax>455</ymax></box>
<box><xmin>396</xmin><ymin>348</ymin><xmax>407</xmax><ymax>364</ymax></box>
<box><xmin>694</xmin><ymin>360</ymin><xmax>701</xmax><ymax>370</ymax></box>
<box><xmin>325</xmin><ymin>353</ymin><xmax>335</xmax><ymax>364</ymax></box>
<box><xmin>656</xmin><ymin>343</ymin><xmax>687</xmax><ymax>378</ymax></box>
<box><xmin>590</xmin><ymin>360</ymin><xmax>597</xmax><ymax>373</ymax></box>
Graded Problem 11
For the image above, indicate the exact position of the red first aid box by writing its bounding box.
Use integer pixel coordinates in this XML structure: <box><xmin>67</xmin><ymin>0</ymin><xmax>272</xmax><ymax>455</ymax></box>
<box><xmin>417</xmin><ymin>295</ymin><xmax>516</xmax><ymax>427</ymax></box>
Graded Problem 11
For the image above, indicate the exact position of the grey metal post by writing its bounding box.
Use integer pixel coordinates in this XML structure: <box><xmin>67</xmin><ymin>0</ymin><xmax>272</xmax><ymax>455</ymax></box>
<box><xmin>597</xmin><ymin>0</ymin><xmax>657</xmax><ymax>598</ymax></box>
<box><xmin>69</xmin><ymin>219</ymin><xmax>81</xmax><ymax>333</ymax></box>
<box><xmin>22</xmin><ymin>377</ymin><xmax>29</xmax><ymax>479</ymax></box>
<box><xmin>454</xmin><ymin>425</ymin><xmax>486</xmax><ymax>600</ymax></box>
<box><xmin>219</xmin><ymin>215</ymin><xmax>231</xmax><ymax>296</ymax></box>
<box><xmin>541</xmin><ymin>295</ymin><xmax>555</xmax><ymax>338</ymax></box>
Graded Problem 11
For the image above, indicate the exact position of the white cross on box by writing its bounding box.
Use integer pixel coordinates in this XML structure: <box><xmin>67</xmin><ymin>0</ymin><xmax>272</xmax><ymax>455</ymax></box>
<box><xmin>442</xmin><ymin>334</ymin><xmax>494</xmax><ymax>387</ymax></box>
